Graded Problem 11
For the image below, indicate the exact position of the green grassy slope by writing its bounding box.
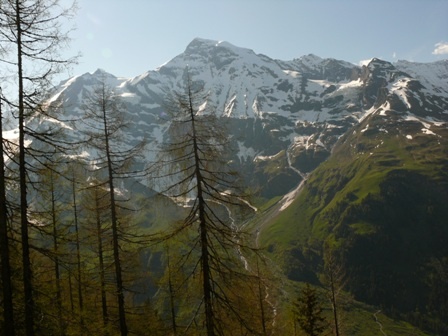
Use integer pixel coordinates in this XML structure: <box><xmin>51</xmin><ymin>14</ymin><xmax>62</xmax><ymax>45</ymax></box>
<box><xmin>259</xmin><ymin>113</ymin><xmax>448</xmax><ymax>334</ymax></box>
<box><xmin>281</xmin><ymin>281</ymin><xmax>432</xmax><ymax>336</ymax></box>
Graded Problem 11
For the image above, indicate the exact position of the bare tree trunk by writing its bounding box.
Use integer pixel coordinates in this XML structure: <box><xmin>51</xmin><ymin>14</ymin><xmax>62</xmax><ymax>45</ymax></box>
<box><xmin>108</xmin><ymin>169</ymin><xmax>128</xmax><ymax>336</ymax></box>
<box><xmin>329</xmin><ymin>266</ymin><xmax>340</xmax><ymax>336</ymax></box>
<box><xmin>71</xmin><ymin>172</ymin><xmax>84</xmax><ymax>326</ymax></box>
<box><xmin>15</xmin><ymin>2</ymin><xmax>34</xmax><ymax>332</ymax></box>
<box><xmin>256</xmin><ymin>260</ymin><xmax>267</xmax><ymax>335</ymax></box>
<box><xmin>49</xmin><ymin>170</ymin><xmax>64</xmax><ymax>332</ymax></box>
<box><xmin>94</xmin><ymin>187</ymin><xmax>109</xmax><ymax>329</ymax></box>
<box><xmin>101</xmin><ymin>93</ymin><xmax>128</xmax><ymax>336</ymax></box>
<box><xmin>166</xmin><ymin>247</ymin><xmax>177</xmax><ymax>335</ymax></box>
<box><xmin>188</xmin><ymin>92</ymin><xmax>215</xmax><ymax>336</ymax></box>
<box><xmin>0</xmin><ymin>90</ymin><xmax>15</xmax><ymax>336</ymax></box>
<box><xmin>199</xmin><ymin>206</ymin><xmax>214</xmax><ymax>336</ymax></box>
<box><xmin>68</xmin><ymin>273</ymin><xmax>74</xmax><ymax>313</ymax></box>
<box><xmin>324</xmin><ymin>250</ymin><xmax>345</xmax><ymax>336</ymax></box>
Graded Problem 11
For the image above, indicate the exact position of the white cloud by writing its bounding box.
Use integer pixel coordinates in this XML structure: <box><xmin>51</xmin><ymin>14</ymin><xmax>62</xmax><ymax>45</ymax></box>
<box><xmin>432</xmin><ymin>42</ymin><xmax>448</xmax><ymax>55</ymax></box>
<box><xmin>392</xmin><ymin>51</ymin><xmax>397</xmax><ymax>59</ymax></box>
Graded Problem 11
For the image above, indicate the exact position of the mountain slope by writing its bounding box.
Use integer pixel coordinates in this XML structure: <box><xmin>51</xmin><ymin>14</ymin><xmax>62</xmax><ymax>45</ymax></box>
<box><xmin>45</xmin><ymin>38</ymin><xmax>448</xmax><ymax>334</ymax></box>
<box><xmin>50</xmin><ymin>38</ymin><xmax>374</xmax><ymax>197</ymax></box>
<box><xmin>259</xmin><ymin>58</ymin><xmax>448</xmax><ymax>334</ymax></box>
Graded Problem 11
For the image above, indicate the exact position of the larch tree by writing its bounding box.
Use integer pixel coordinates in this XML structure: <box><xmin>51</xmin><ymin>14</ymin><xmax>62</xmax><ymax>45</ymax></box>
<box><xmin>35</xmin><ymin>163</ymin><xmax>66</xmax><ymax>333</ymax></box>
<box><xmin>323</xmin><ymin>249</ymin><xmax>346</xmax><ymax>336</ymax></box>
<box><xmin>0</xmin><ymin>1</ymin><xmax>77</xmax><ymax>334</ymax></box>
<box><xmin>81</xmin><ymin>178</ymin><xmax>111</xmax><ymax>330</ymax></box>
<box><xmin>78</xmin><ymin>79</ymin><xmax>146</xmax><ymax>336</ymax></box>
<box><xmin>68</xmin><ymin>165</ymin><xmax>85</xmax><ymax>328</ymax></box>
<box><xmin>165</xmin><ymin>246</ymin><xmax>178</xmax><ymax>335</ymax></box>
<box><xmin>153</xmin><ymin>74</ymin><xmax>257</xmax><ymax>335</ymax></box>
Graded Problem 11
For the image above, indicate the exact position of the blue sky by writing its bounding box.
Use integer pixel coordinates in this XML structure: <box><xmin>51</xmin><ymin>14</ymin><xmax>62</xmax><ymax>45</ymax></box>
<box><xmin>62</xmin><ymin>0</ymin><xmax>448</xmax><ymax>79</ymax></box>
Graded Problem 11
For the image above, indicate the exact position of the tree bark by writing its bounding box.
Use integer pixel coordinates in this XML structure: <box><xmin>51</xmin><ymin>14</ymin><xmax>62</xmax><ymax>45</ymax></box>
<box><xmin>49</xmin><ymin>170</ymin><xmax>63</xmax><ymax>332</ymax></box>
<box><xmin>0</xmin><ymin>90</ymin><xmax>15</xmax><ymax>335</ymax></box>
<box><xmin>16</xmin><ymin>1</ymin><xmax>35</xmax><ymax>332</ymax></box>
<box><xmin>94</xmin><ymin>186</ymin><xmax>109</xmax><ymax>329</ymax></box>
<box><xmin>101</xmin><ymin>87</ymin><xmax>127</xmax><ymax>335</ymax></box>
<box><xmin>71</xmin><ymin>172</ymin><xmax>84</xmax><ymax>326</ymax></box>
<box><xmin>189</xmin><ymin>91</ymin><xmax>215</xmax><ymax>336</ymax></box>
<box><xmin>166</xmin><ymin>248</ymin><xmax>177</xmax><ymax>335</ymax></box>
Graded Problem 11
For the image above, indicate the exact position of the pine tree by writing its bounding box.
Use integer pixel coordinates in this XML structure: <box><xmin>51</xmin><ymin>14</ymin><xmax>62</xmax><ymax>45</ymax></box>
<box><xmin>294</xmin><ymin>284</ymin><xmax>326</xmax><ymax>336</ymax></box>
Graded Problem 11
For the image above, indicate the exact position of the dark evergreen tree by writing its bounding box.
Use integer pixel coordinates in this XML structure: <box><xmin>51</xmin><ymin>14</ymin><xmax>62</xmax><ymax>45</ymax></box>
<box><xmin>294</xmin><ymin>284</ymin><xmax>326</xmax><ymax>336</ymax></box>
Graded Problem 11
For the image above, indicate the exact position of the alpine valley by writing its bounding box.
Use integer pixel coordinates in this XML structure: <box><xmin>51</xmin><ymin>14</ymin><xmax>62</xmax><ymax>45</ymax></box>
<box><xmin>44</xmin><ymin>38</ymin><xmax>448</xmax><ymax>334</ymax></box>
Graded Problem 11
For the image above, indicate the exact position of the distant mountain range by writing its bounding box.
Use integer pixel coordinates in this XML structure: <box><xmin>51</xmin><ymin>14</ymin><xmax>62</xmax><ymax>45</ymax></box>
<box><xmin>46</xmin><ymin>38</ymin><xmax>448</xmax><ymax>334</ymax></box>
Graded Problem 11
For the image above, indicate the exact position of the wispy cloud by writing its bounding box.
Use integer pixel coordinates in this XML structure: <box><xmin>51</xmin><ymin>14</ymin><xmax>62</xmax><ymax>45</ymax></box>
<box><xmin>432</xmin><ymin>42</ymin><xmax>448</xmax><ymax>55</ymax></box>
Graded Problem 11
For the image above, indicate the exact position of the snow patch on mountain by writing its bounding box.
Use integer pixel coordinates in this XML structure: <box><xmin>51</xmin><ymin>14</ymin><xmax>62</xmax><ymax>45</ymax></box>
<box><xmin>237</xmin><ymin>141</ymin><xmax>257</xmax><ymax>162</ymax></box>
<box><xmin>405</xmin><ymin>114</ymin><xmax>432</xmax><ymax>129</ymax></box>
<box><xmin>396</xmin><ymin>59</ymin><xmax>448</xmax><ymax>95</ymax></box>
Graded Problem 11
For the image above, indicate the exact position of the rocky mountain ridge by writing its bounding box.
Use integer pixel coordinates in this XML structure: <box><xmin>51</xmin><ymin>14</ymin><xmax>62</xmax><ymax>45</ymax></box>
<box><xmin>47</xmin><ymin>38</ymin><xmax>447</xmax><ymax>200</ymax></box>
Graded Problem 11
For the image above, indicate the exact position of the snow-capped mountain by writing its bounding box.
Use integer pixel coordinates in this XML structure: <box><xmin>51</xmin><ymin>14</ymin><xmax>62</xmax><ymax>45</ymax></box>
<box><xmin>48</xmin><ymin>37</ymin><xmax>448</xmax><ymax>198</ymax></box>
<box><xmin>38</xmin><ymin>38</ymin><xmax>448</xmax><ymax>332</ymax></box>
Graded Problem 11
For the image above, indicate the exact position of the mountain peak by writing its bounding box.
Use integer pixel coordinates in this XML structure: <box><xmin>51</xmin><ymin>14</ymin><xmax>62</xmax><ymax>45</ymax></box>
<box><xmin>296</xmin><ymin>53</ymin><xmax>324</xmax><ymax>69</ymax></box>
<box><xmin>367</xmin><ymin>58</ymin><xmax>394</xmax><ymax>68</ymax></box>
<box><xmin>92</xmin><ymin>68</ymin><xmax>116</xmax><ymax>78</ymax></box>
<box><xmin>185</xmin><ymin>37</ymin><xmax>214</xmax><ymax>49</ymax></box>
<box><xmin>301</xmin><ymin>53</ymin><xmax>323</xmax><ymax>61</ymax></box>
<box><xmin>184</xmin><ymin>37</ymin><xmax>255</xmax><ymax>57</ymax></box>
